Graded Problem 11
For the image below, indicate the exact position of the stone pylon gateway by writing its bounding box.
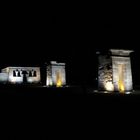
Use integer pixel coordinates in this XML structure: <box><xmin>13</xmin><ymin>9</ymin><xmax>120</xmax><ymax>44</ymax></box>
<box><xmin>97</xmin><ymin>49</ymin><xmax>134</xmax><ymax>93</ymax></box>
<box><xmin>46</xmin><ymin>61</ymin><xmax>66</xmax><ymax>87</ymax></box>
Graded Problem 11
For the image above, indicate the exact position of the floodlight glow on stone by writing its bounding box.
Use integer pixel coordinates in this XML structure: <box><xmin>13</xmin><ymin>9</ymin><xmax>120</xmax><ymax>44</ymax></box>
<box><xmin>105</xmin><ymin>82</ymin><xmax>114</xmax><ymax>92</ymax></box>
<box><xmin>46</xmin><ymin>61</ymin><xmax>66</xmax><ymax>87</ymax></box>
<box><xmin>97</xmin><ymin>49</ymin><xmax>134</xmax><ymax>93</ymax></box>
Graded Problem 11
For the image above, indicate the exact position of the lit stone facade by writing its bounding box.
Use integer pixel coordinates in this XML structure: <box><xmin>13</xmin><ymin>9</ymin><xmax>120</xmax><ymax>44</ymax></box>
<box><xmin>98</xmin><ymin>49</ymin><xmax>133</xmax><ymax>93</ymax></box>
<box><xmin>46</xmin><ymin>61</ymin><xmax>66</xmax><ymax>87</ymax></box>
<box><xmin>0</xmin><ymin>67</ymin><xmax>41</xmax><ymax>84</ymax></box>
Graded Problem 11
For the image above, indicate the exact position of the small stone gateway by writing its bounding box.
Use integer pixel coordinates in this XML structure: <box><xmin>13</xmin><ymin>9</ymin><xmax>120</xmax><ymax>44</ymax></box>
<box><xmin>46</xmin><ymin>61</ymin><xmax>66</xmax><ymax>87</ymax></box>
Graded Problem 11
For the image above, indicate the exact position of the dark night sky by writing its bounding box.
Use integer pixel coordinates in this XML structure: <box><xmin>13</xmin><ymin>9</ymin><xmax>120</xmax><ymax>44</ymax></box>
<box><xmin>0</xmin><ymin>5</ymin><xmax>140</xmax><ymax>85</ymax></box>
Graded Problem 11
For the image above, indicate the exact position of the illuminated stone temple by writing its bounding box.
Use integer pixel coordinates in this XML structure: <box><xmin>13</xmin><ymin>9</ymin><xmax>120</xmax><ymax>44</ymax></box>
<box><xmin>97</xmin><ymin>49</ymin><xmax>134</xmax><ymax>93</ymax></box>
<box><xmin>46</xmin><ymin>61</ymin><xmax>66</xmax><ymax>87</ymax></box>
<box><xmin>0</xmin><ymin>67</ymin><xmax>41</xmax><ymax>84</ymax></box>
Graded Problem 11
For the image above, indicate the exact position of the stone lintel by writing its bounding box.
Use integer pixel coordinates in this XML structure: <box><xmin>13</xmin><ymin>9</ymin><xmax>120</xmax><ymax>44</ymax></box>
<box><xmin>109</xmin><ymin>49</ymin><xmax>134</xmax><ymax>56</ymax></box>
